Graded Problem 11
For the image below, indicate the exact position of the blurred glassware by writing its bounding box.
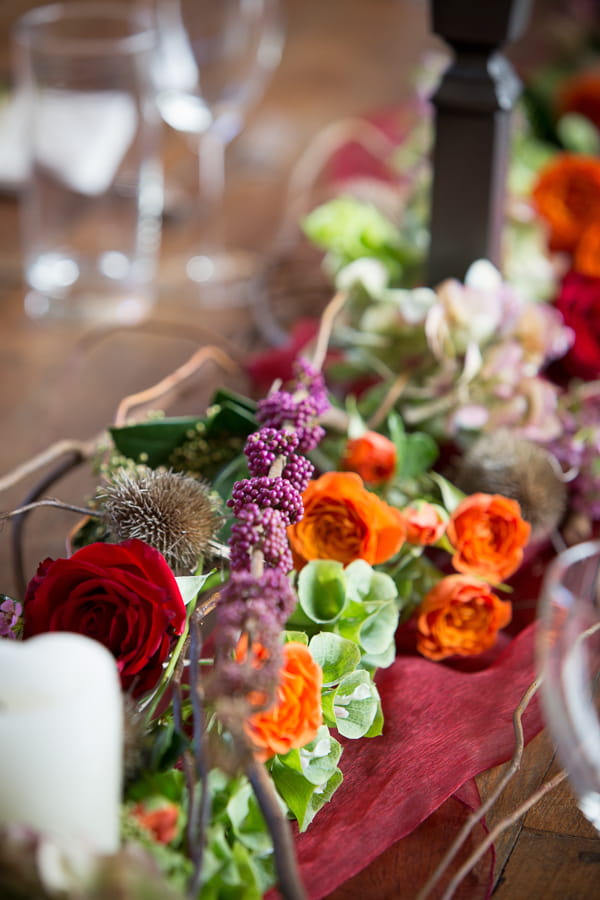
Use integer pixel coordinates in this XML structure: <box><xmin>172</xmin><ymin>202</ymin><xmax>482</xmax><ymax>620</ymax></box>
<box><xmin>152</xmin><ymin>0</ymin><xmax>284</xmax><ymax>306</ymax></box>
<box><xmin>13</xmin><ymin>3</ymin><xmax>162</xmax><ymax>322</ymax></box>
<box><xmin>537</xmin><ymin>539</ymin><xmax>600</xmax><ymax>832</ymax></box>
<box><xmin>12</xmin><ymin>2</ymin><xmax>163</xmax><ymax>324</ymax></box>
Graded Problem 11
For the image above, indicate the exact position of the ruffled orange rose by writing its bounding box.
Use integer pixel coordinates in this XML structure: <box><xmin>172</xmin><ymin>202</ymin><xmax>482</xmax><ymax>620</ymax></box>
<box><xmin>341</xmin><ymin>431</ymin><xmax>397</xmax><ymax>484</ymax></box>
<box><xmin>288</xmin><ymin>471</ymin><xmax>406</xmax><ymax>567</ymax></box>
<box><xmin>447</xmin><ymin>493</ymin><xmax>530</xmax><ymax>583</ymax></box>
<box><xmin>245</xmin><ymin>642</ymin><xmax>322</xmax><ymax>761</ymax></box>
<box><xmin>416</xmin><ymin>574</ymin><xmax>512</xmax><ymax>661</ymax></box>
<box><xmin>532</xmin><ymin>153</ymin><xmax>600</xmax><ymax>253</ymax></box>
<box><xmin>402</xmin><ymin>501</ymin><xmax>447</xmax><ymax>545</ymax></box>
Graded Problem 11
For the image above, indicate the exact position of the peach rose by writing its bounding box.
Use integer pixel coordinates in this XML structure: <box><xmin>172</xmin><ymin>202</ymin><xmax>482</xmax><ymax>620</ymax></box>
<box><xmin>403</xmin><ymin>501</ymin><xmax>447</xmax><ymax>545</ymax></box>
<box><xmin>245</xmin><ymin>642</ymin><xmax>323</xmax><ymax>761</ymax></box>
<box><xmin>447</xmin><ymin>493</ymin><xmax>531</xmax><ymax>583</ymax></box>
<box><xmin>416</xmin><ymin>574</ymin><xmax>512</xmax><ymax>661</ymax></box>
<box><xmin>341</xmin><ymin>431</ymin><xmax>397</xmax><ymax>484</ymax></box>
<box><xmin>288</xmin><ymin>471</ymin><xmax>406</xmax><ymax>567</ymax></box>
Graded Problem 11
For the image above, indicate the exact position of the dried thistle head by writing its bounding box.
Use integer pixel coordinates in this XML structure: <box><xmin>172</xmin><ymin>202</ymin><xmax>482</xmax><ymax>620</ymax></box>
<box><xmin>455</xmin><ymin>429</ymin><xmax>568</xmax><ymax>540</ymax></box>
<box><xmin>98</xmin><ymin>467</ymin><xmax>223</xmax><ymax>574</ymax></box>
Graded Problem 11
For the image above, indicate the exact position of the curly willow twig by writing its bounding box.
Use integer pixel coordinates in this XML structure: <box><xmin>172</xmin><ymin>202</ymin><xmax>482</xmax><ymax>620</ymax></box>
<box><xmin>440</xmin><ymin>768</ymin><xmax>568</xmax><ymax>900</ymax></box>
<box><xmin>415</xmin><ymin>676</ymin><xmax>542</xmax><ymax>900</ymax></box>
<box><xmin>1</xmin><ymin>342</ymin><xmax>241</xmax><ymax>596</ymax></box>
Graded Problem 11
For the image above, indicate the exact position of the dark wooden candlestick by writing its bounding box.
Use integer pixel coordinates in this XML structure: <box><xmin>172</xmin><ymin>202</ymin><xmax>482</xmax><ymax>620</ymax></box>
<box><xmin>425</xmin><ymin>0</ymin><xmax>533</xmax><ymax>286</ymax></box>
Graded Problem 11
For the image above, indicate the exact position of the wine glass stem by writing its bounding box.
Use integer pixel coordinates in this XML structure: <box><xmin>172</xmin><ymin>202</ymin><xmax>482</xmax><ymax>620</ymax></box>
<box><xmin>196</xmin><ymin>130</ymin><xmax>226</xmax><ymax>260</ymax></box>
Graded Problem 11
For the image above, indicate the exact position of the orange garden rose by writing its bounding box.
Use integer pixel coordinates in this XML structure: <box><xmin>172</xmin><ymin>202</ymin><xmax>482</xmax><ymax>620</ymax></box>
<box><xmin>288</xmin><ymin>471</ymin><xmax>406</xmax><ymax>567</ymax></box>
<box><xmin>131</xmin><ymin>802</ymin><xmax>179</xmax><ymax>844</ymax></box>
<box><xmin>245</xmin><ymin>641</ymin><xmax>323</xmax><ymax>761</ymax></box>
<box><xmin>532</xmin><ymin>154</ymin><xmax>600</xmax><ymax>254</ymax></box>
<box><xmin>402</xmin><ymin>501</ymin><xmax>447</xmax><ymax>545</ymax></box>
<box><xmin>341</xmin><ymin>431</ymin><xmax>397</xmax><ymax>484</ymax></box>
<box><xmin>447</xmin><ymin>493</ymin><xmax>531</xmax><ymax>583</ymax></box>
<box><xmin>416</xmin><ymin>574</ymin><xmax>512</xmax><ymax>661</ymax></box>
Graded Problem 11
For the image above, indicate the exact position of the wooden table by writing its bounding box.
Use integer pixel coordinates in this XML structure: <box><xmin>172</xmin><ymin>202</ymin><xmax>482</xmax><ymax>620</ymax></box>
<box><xmin>0</xmin><ymin>1</ymin><xmax>599</xmax><ymax>897</ymax></box>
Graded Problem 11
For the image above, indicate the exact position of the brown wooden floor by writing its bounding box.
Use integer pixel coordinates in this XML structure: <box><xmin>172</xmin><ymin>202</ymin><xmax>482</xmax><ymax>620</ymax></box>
<box><xmin>1</xmin><ymin>1</ymin><xmax>599</xmax><ymax>897</ymax></box>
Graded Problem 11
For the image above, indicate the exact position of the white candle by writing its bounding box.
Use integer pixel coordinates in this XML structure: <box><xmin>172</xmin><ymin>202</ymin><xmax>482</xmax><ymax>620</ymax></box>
<box><xmin>0</xmin><ymin>632</ymin><xmax>123</xmax><ymax>854</ymax></box>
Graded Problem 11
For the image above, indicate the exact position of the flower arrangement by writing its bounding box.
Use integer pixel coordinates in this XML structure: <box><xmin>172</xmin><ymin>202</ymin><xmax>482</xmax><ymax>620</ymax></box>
<box><xmin>1</xmin><ymin>17</ymin><xmax>600</xmax><ymax>900</ymax></box>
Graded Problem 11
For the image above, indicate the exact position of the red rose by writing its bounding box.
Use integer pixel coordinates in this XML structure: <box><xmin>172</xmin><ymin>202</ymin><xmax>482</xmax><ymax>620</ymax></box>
<box><xmin>555</xmin><ymin>271</ymin><xmax>600</xmax><ymax>379</ymax></box>
<box><xmin>23</xmin><ymin>539</ymin><xmax>186</xmax><ymax>697</ymax></box>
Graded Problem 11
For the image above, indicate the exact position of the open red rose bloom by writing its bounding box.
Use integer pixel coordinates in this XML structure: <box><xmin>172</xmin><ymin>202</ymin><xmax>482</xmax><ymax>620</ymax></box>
<box><xmin>23</xmin><ymin>538</ymin><xmax>186</xmax><ymax>697</ymax></box>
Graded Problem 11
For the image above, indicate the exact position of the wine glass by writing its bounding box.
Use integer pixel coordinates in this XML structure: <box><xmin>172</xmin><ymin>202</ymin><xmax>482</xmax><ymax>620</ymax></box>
<box><xmin>151</xmin><ymin>0</ymin><xmax>284</xmax><ymax>305</ymax></box>
<box><xmin>537</xmin><ymin>539</ymin><xmax>600</xmax><ymax>831</ymax></box>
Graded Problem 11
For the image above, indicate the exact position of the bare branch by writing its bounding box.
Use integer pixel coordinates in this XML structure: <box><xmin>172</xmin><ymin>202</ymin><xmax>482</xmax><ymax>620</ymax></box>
<box><xmin>440</xmin><ymin>770</ymin><xmax>567</xmax><ymax>900</ymax></box>
<box><xmin>415</xmin><ymin>676</ymin><xmax>541</xmax><ymax>900</ymax></box>
<box><xmin>311</xmin><ymin>290</ymin><xmax>348</xmax><ymax>373</ymax></box>
<box><xmin>114</xmin><ymin>345</ymin><xmax>241</xmax><ymax>426</ymax></box>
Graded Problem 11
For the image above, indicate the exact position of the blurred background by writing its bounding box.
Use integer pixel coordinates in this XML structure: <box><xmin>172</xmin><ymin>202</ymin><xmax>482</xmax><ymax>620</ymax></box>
<box><xmin>0</xmin><ymin>0</ymin><xmax>577</xmax><ymax>592</ymax></box>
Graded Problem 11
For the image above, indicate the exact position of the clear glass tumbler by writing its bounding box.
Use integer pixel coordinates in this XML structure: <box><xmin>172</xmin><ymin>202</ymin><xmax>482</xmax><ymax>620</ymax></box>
<box><xmin>537</xmin><ymin>539</ymin><xmax>600</xmax><ymax>831</ymax></box>
<box><xmin>12</xmin><ymin>3</ymin><xmax>163</xmax><ymax>324</ymax></box>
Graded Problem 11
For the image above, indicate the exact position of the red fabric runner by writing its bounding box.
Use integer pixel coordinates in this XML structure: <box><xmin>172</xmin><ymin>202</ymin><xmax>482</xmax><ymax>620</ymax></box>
<box><xmin>267</xmin><ymin>618</ymin><xmax>542</xmax><ymax>899</ymax></box>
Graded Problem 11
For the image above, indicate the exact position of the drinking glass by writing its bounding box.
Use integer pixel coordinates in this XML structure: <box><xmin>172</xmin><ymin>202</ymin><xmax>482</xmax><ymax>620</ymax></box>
<box><xmin>537</xmin><ymin>539</ymin><xmax>600</xmax><ymax>831</ymax></box>
<box><xmin>152</xmin><ymin>0</ymin><xmax>284</xmax><ymax>305</ymax></box>
<box><xmin>13</xmin><ymin>3</ymin><xmax>163</xmax><ymax>324</ymax></box>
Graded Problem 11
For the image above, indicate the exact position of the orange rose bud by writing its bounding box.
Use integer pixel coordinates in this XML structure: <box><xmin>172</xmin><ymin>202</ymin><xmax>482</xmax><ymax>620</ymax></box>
<box><xmin>131</xmin><ymin>802</ymin><xmax>179</xmax><ymax>845</ymax></box>
<box><xmin>245</xmin><ymin>642</ymin><xmax>323</xmax><ymax>761</ymax></box>
<box><xmin>447</xmin><ymin>493</ymin><xmax>531</xmax><ymax>583</ymax></box>
<box><xmin>532</xmin><ymin>153</ymin><xmax>600</xmax><ymax>253</ymax></box>
<box><xmin>288</xmin><ymin>471</ymin><xmax>406</xmax><ymax>567</ymax></box>
<box><xmin>341</xmin><ymin>431</ymin><xmax>397</xmax><ymax>484</ymax></box>
<box><xmin>403</xmin><ymin>501</ymin><xmax>447</xmax><ymax>545</ymax></box>
<box><xmin>416</xmin><ymin>574</ymin><xmax>512</xmax><ymax>661</ymax></box>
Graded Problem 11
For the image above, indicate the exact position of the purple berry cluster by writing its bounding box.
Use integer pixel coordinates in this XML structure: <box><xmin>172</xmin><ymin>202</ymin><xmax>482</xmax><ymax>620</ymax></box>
<box><xmin>229</xmin><ymin>505</ymin><xmax>294</xmax><ymax>573</ymax></box>
<box><xmin>212</xmin><ymin>357</ymin><xmax>329</xmax><ymax>699</ymax></box>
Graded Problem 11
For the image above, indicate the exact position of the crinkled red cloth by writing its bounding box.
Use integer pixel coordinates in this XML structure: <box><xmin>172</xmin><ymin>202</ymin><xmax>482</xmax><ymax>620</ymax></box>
<box><xmin>325</xmin><ymin>779</ymin><xmax>494</xmax><ymax>900</ymax></box>
<box><xmin>266</xmin><ymin>603</ymin><xmax>543</xmax><ymax>899</ymax></box>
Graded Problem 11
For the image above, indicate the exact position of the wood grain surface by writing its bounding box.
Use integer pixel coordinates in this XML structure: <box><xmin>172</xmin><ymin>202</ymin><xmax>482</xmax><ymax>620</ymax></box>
<box><xmin>0</xmin><ymin>1</ymin><xmax>599</xmax><ymax>897</ymax></box>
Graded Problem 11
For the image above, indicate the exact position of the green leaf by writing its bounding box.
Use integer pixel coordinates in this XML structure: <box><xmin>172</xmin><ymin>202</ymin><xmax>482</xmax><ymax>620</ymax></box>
<box><xmin>320</xmin><ymin>690</ymin><xmax>337</xmax><ymax>728</ymax></box>
<box><xmin>332</xmin><ymin>670</ymin><xmax>380</xmax><ymax>739</ymax></box>
<box><xmin>211</xmin><ymin>453</ymin><xmax>250</xmax><ymax>505</ymax></box>
<box><xmin>401</xmin><ymin>431</ymin><xmax>439</xmax><ymax>480</ymax></box>
<box><xmin>358</xmin><ymin>602</ymin><xmax>400</xmax><ymax>655</ymax></box>
<box><xmin>430</xmin><ymin>472</ymin><xmax>466</xmax><ymax>513</ymax></box>
<box><xmin>175</xmin><ymin>574</ymin><xmax>212</xmax><ymax>606</ymax></box>
<box><xmin>345</xmin><ymin>560</ymin><xmax>398</xmax><ymax>607</ymax></box>
<box><xmin>271</xmin><ymin>756</ymin><xmax>344</xmax><ymax>832</ymax></box>
<box><xmin>308</xmin><ymin>632</ymin><xmax>361</xmax><ymax>686</ymax></box>
<box><xmin>359</xmin><ymin>639</ymin><xmax>397</xmax><ymax>671</ymax></box>
<box><xmin>364</xmin><ymin>699</ymin><xmax>384</xmax><ymax>737</ymax></box>
<box><xmin>277</xmin><ymin>727</ymin><xmax>342</xmax><ymax>786</ymax></box>
<box><xmin>302</xmin><ymin>196</ymin><xmax>406</xmax><ymax>276</ymax></box>
<box><xmin>109</xmin><ymin>417</ymin><xmax>203</xmax><ymax>467</ymax></box>
<box><xmin>297</xmin><ymin>560</ymin><xmax>348</xmax><ymax>624</ymax></box>
<box><xmin>283</xmin><ymin>630</ymin><xmax>309</xmax><ymax>645</ymax></box>
<box><xmin>226</xmin><ymin>781</ymin><xmax>274</xmax><ymax>855</ymax></box>
<box><xmin>556</xmin><ymin>112</ymin><xmax>600</xmax><ymax>155</ymax></box>
<box><xmin>205</xmin><ymin>391</ymin><xmax>257</xmax><ymax>436</ymax></box>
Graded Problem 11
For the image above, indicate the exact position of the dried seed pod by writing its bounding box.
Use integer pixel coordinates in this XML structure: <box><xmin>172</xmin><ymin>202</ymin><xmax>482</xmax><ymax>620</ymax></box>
<box><xmin>98</xmin><ymin>467</ymin><xmax>223</xmax><ymax>574</ymax></box>
<box><xmin>455</xmin><ymin>430</ymin><xmax>568</xmax><ymax>540</ymax></box>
